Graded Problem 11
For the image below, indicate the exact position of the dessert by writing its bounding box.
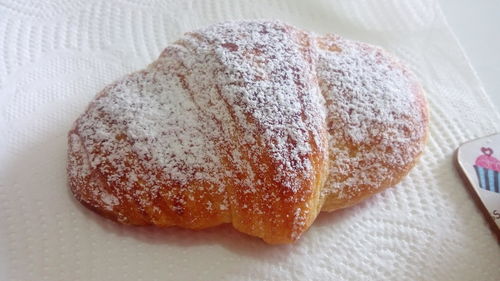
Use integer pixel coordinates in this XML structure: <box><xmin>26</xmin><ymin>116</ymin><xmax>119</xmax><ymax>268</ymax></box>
<box><xmin>67</xmin><ymin>20</ymin><xmax>428</xmax><ymax>243</ymax></box>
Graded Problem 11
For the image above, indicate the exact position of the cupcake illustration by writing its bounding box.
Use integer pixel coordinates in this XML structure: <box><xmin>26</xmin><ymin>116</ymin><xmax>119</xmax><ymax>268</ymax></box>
<box><xmin>474</xmin><ymin>147</ymin><xmax>500</xmax><ymax>193</ymax></box>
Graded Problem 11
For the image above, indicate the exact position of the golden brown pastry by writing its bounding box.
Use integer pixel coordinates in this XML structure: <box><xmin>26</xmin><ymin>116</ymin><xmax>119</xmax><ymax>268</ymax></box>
<box><xmin>67</xmin><ymin>20</ymin><xmax>428</xmax><ymax>244</ymax></box>
<box><xmin>315</xmin><ymin>34</ymin><xmax>428</xmax><ymax>211</ymax></box>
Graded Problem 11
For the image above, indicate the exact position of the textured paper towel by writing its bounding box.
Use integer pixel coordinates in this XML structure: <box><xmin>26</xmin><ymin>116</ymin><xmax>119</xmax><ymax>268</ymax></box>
<box><xmin>0</xmin><ymin>0</ymin><xmax>499</xmax><ymax>280</ymax></box>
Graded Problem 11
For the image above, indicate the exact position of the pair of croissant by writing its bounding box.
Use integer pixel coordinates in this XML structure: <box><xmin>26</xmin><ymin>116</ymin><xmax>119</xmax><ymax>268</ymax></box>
<box><xmin>68</xmin><ymin>20</ymin><xmax>428</xmax><ymax>244</ymax></box>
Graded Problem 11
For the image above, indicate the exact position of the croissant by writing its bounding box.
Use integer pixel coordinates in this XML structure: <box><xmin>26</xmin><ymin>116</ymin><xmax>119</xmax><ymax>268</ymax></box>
<box><xmin>67</xmin><ymin>20</ymin><xmax>428</xmax><ymax>244</ymax></box>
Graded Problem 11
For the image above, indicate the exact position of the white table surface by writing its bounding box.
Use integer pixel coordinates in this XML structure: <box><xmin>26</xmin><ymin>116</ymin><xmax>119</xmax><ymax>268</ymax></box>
<box><xmin>439</xmin><ymin>0</ymin><xmax>500</xmax><ymax>112</ymax></box>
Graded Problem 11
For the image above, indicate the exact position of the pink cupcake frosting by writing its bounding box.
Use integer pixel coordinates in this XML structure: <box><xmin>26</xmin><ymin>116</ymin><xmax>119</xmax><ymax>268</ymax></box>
<box><xmin>475</xmin><ymin>147</ymin><xmax>500</xmax><ymax>172</ymax></box>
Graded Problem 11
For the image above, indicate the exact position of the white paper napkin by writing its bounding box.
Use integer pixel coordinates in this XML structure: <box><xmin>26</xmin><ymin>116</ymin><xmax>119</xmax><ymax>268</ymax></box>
<box><xmin>1</xmin><ymin>0</ymin><xmax>499</xmax><ymax>280</ymax></box>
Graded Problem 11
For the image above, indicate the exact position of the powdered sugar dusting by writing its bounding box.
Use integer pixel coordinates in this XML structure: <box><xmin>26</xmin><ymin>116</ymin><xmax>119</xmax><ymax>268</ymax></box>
<box><xmin>315</xmin><ymin>34</ymin><xmax>427</xmax><ymax>199</ymax></box>
<box><xmin>68</xmin><ymin>20</ymin><xmax>426</xmax><ymax>241</ymax></box>
<box><xmin>201</xmin><ymin>21</ymin><xmax>326</xmax><ymax>192</ymax></box>
<box><xmin>69</xmin><ymin>20</ymin><xmax>327</xmax><ymax>237</ymax></box>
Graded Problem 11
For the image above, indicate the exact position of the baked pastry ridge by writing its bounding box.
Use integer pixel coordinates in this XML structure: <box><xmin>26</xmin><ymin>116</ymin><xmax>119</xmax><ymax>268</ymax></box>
<box><xmin>315</xmin><ymin>34</ymin><xmax>428</xmax><ymax>211</ymax></box>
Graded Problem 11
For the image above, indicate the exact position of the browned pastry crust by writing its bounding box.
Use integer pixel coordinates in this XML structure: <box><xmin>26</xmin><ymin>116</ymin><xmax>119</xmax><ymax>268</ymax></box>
<box><xmin>67</xmin><ymin>21</ymin><xmax>428</xmax><ymax>244</ymax></box>
<box><xmin>315</xmin><ymin>34</ymin><xmax>429</xmax><ymax>211</ymax></box>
